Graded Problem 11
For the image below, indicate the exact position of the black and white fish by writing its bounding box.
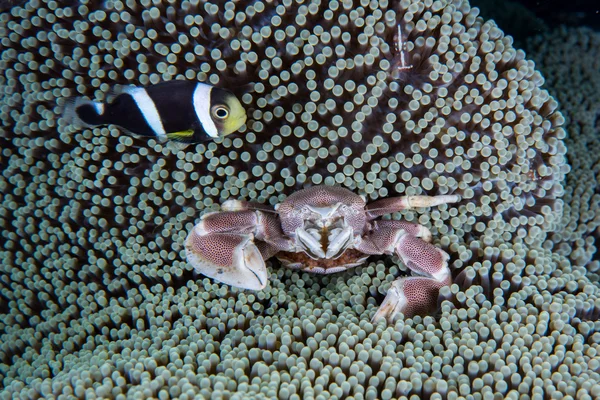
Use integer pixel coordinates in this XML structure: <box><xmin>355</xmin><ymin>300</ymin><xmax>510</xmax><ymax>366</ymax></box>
<box><xmin>63</xmin><ymin>80</ymin><xmax>247</xmax><ymax>143</ymax></box>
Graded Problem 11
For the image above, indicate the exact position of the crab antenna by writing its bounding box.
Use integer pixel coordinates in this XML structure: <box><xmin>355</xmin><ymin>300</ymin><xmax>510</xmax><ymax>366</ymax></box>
<box><xmin>396</xmin><ymin>22</ymin><xmax>413</xmax><ymax>71</ymax></box>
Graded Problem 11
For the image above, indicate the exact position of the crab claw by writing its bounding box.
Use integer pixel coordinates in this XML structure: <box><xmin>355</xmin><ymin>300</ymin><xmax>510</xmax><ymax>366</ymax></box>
<box><xmin>372</xmin><ymin>276</ymin><xmax>449</xmax><ymax>322</ymax></box>
<box><xmin>372</xmin><ymin>280</ymin><xmax>408</xmax><ymax>323</ymax></box>
<box><xmin>185</xmin><ymin>228</ymin><xmax>268</xmax><ymax>290</ymax></box>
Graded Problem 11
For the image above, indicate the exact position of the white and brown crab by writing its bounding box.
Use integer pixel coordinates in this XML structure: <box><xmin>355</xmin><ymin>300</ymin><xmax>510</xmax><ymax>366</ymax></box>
<box><xmin>185</xmin><ymin>185</ymin><xmax>459</xmax><ymax>322</ymax></box>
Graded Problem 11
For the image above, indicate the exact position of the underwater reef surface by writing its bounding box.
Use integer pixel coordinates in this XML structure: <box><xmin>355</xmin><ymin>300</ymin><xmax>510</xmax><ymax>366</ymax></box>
<box><xmin>526</xmin><ymin>27</ymin><xmax>600</xmax><ymax>279</ymax></box>
<box><xmin>0</xmin><ymin>0</ymin><xmax>598</xmax><ymax>398</ymax></box>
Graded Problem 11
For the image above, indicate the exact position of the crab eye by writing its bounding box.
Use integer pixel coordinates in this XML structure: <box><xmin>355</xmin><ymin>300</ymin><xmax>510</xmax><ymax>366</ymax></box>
<box><xmin>212</xmin><ymin>106</ymin><xmax>229</xmax><ymax>119</ymax></box>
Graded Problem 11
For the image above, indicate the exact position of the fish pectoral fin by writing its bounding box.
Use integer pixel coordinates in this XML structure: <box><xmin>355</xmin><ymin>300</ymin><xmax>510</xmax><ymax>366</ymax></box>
<box><xmin>166</xmin><ymin>141</ymin><xmax>190</xmax><ymax>151</ymax></box>
<box><xmin>166</xmin><ymin>129</ymin><xmax>195</xmax><ymax>141</ymax></box>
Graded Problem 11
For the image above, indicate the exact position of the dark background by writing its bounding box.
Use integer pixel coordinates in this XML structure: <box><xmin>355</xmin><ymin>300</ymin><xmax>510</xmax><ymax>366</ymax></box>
<box><xmin>508</xmin><ymin>0</ymin><xmax>599</xmax><ymax>28</ymax></box>
<box><xmin>471</xmin><ymin>0</ymin><xmax>599</xmax><ymax>44</ymax></box>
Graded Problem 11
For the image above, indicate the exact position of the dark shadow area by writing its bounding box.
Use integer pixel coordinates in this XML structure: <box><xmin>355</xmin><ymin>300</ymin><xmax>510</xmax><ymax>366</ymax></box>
<box><xmin>471</xmin><ymin>0</ymin><xmax>600</xmax><ymax>48</ymax></box>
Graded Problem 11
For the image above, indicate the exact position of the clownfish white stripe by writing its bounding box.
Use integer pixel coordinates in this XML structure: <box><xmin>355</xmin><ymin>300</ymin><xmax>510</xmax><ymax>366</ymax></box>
<box><xmin>124</xmin><ymin>87</ymin><xmax>166</xmax><ymax>137</ymax></box>
<box><xmin>193</xmin><ymin>83</ymin><xmax>218</xmax><ymax>138</ymax></box>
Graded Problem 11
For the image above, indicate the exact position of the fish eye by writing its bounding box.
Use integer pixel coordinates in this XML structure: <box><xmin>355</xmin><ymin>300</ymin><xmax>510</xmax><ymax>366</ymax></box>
<box><xmin>212</xmin><ymin>105</ymin><xmax>229</xmax><ymax>119</ymax></box>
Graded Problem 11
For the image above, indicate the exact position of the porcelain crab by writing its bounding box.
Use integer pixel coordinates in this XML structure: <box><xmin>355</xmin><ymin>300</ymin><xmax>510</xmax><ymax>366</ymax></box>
<box><xmin>185</xmin><ymin>185</ymin><xmax>459</xmax><ymax>321</ymax></box>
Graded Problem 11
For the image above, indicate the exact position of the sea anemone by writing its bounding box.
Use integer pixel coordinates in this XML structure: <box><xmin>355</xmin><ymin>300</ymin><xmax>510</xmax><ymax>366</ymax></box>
<box><xmin>1</xmin><ymin>1</ymin><xmax>596</xmax><ymax>399</ymax></box>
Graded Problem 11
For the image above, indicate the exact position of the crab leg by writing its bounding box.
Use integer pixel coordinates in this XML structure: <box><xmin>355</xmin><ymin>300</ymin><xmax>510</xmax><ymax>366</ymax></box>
<box><xmin>355</xmin><ymin>228</ymin><xmax>451</xmax><ymax>321</ymax></box>
<box><xmin>372</xmin><ymin>220</ymin><xmax>433</xmax><ymax>242</ymax></box>
<box><xmin>365</xmin><ymin>194</ymin><xmax>460</xmax><ymax>219</ymax></box>
<box><xmin>185</xmin><ymin>210</ymin><xmax>293</xmax><ymax>290</ymax></box>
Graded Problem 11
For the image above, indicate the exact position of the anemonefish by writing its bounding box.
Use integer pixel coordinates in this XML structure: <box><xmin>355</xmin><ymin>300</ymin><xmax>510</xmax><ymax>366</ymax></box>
<box><xmin>63</xmin><ymin>80</ymin><xmax>247</xmax><ymax>143</ymax></box>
